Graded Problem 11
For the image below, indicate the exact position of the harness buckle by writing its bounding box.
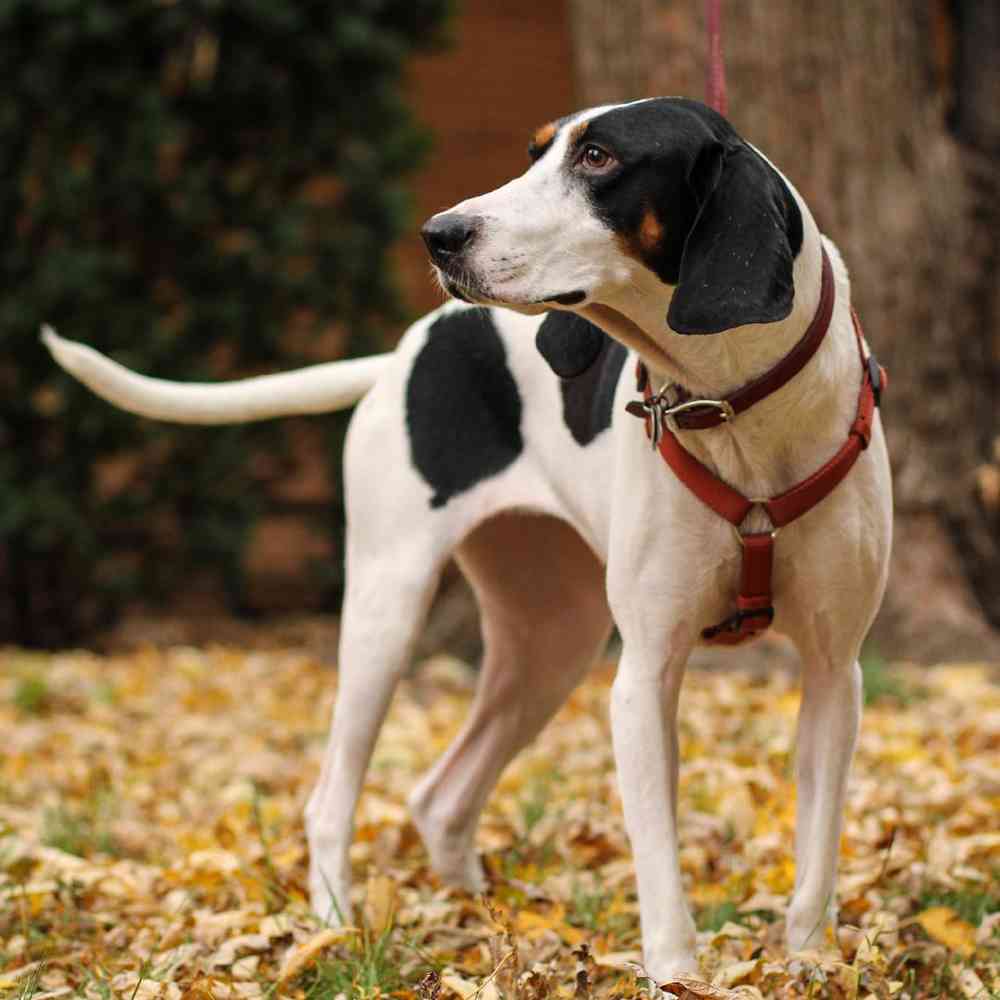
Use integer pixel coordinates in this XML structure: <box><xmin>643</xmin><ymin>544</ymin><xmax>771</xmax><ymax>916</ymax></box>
<box><xmin>625</xmin><ymin>388</ymin><xmax>736</xmax><ymax>450</ymax></box>
<box><xmin>701</xmin><ymin>603</ymin><xmax>774</xmax><ymax>641</ymax></box>
<box><xmin>662</xmin><ymin>396</ymin><xmax>736</xmax><ymax>427</ymax></box>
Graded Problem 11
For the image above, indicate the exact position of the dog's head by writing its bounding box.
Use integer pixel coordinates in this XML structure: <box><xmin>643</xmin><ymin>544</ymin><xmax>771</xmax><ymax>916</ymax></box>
<box><xmin>422</xmin><ymin>98</ymin><xmax>804</xmax><ymax>373</ymax></box>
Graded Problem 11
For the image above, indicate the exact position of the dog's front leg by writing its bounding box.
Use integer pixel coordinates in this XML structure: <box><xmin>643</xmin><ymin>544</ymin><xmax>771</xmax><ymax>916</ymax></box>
<box><xmin>610</xmin><ymin>626</ymin><xmax>699</xmax><ymax>980</ymax></box>
<box><xmin>786</xmin><ymin>622</ymin><xmax>864</xmax><ymax>952</ymax></box>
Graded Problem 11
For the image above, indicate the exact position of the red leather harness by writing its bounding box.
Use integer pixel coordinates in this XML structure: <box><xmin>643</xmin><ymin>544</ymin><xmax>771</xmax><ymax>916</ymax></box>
<box><xmin>627</xmin><ymin>249</ymin><xmax>886</xmax><ymax>645</ymax></box>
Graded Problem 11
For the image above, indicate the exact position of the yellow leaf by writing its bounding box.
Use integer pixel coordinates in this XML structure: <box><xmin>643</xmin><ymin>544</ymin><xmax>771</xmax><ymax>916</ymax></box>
<box><xmin>761</xmin><ymin>857</ymin><xmax>796</xmax><ymax>894</ymax></box>
<box><xmin>276</xmin><ymin>927</ymin><xmax>355</xmax><ymax>985</ymax></box>
<box><xmin>690</xmin><ymin>882</ymin><xmax>731</xmax><ymax>906</ymax></box>
<box><xmin>915</xmin><ymin>906</ymin><xmax>976</xmax><ymax>957</ymax></box>
<box><xmin>363</xmin><ymin>873</ymin><xmax>397</xmax><ymax>935</ymax></box>
<box><xmin>514</xmin><ymin>902</ymin><xmax>563</xmax><ymax>934</ymax></box>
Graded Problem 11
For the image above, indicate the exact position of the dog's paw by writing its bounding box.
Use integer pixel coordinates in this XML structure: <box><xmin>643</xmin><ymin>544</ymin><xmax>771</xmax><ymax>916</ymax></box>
<box><xmin>440</xmin><ymin>850</ymin><xmax>489</xmax><ymax>894</ymax></box>
<box><xmin>641</xmin><ymin>921</ymin><xmax>700</xmax><ymax>987</ymax></box>
<box><xmin>409</xmin><ymin>787</ymin><xmax>488</xmax><ymax>894</ymax></box>
<box><xmin>308</xmin><ymin>860</ymin><xmax>351</xmax><ymax>926</ymax></box>
<box><xmin>645</xmin><ymin>961</ymin><xmax>703</xmax><ymax>991</ymax></box>
<box><xmin>421</xmin><ymin>831</ymin><xmax>488</xmax><ymax>893</ymax></box>
<box><xmin>785</xmin><ymin>898</ymin><xmax>837</xmax><ymax>953</ymax></box>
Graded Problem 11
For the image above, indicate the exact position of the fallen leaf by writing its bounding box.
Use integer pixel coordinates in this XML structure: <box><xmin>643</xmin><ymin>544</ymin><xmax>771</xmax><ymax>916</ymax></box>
<box><xmin>275</xmin><ymin>927</ymin><xmax>354</xmax><ymax>985</ymax></box>
<box><xmin>363</xmin><ymin>873</ymin><xmax>397</xmax><ymax>934</ymax></box>
<box><xmin>440</xmin><ymin>971</ymin><xmax>481</xmax><ymax>999</ymax></box>
<box><xmin>956</xmin><ymin>967</ymin><xmax>988</xmax><ymax>999</ymax></box>
<box><xmin>915</xmin><ymin>907</ymin><xmax>977</xmax><ymax>957</ymax></box>
<box><xmin>713</xmin><ymin>959</ymin><xmax>759</xmax><ymax>988</ymax></box>
<box><xmin>659</xmin><ymin>978</ymin><xmax>735</xmax><ymax>999</ymax></box>
<box><xmin>591</xmin><ymin>950</ymin><xmax>642</xmax><ymax>969</ymax></box>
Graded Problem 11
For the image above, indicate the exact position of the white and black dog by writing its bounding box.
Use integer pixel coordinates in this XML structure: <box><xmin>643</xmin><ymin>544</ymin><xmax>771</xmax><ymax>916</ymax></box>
<box><xmin>43</xmin><ymin>97</ymin><xmax>891</xmax><ymax>980</ymax></box>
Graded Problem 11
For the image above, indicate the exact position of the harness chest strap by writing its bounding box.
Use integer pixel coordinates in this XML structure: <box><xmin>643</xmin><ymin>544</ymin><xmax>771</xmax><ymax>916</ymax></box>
<box><xmin>637</xmin><ymin>308</ymin><xmax>886</xmax><ymax>644</ymax></box>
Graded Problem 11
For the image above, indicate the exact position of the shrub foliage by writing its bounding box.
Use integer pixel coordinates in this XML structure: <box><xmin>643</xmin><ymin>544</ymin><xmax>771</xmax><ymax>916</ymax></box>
<box><xmin>0</xmin><ymin>0</ymin><xmax>450</xmax><ymax>645</ymax></box>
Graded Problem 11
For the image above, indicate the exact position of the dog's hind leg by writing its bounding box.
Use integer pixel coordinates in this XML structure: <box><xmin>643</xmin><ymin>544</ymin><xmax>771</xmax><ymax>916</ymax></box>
<box><xmin>785</xmin><ymin>619</ymin><xmax>864</xmax><ymax>952</ymax></box>
<box><xmin>305</xmin><ymin>538</ymin><xmax>447</xmax><ymax>924</ymax></box>
<box><xmin>408</xmin><ymin>512</ymin><xmax>612</xmax><ymax>891</ymax></box>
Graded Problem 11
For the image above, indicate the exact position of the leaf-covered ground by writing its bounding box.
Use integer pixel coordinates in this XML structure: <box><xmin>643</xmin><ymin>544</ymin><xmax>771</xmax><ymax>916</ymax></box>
<box><xmin>1</xmin><ymin>643</ymin><xmax>998</xmax><ymax>999</ymax></box>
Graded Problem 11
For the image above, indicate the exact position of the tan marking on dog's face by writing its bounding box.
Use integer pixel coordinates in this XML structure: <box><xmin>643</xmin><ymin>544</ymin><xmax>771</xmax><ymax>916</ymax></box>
<box><xmin>639</xmin><ymin>207</ymin><xmax>664</xmax><ymax>252</ymax></box>
<box><xmin>567</xmin><ymin>120</ymin><xmax>590</xmax><ymax>149</ymax></box>
<box><xmin>532</xmin><ymin>122</ymin><xmax>557</xmax><ymax>150</ymax></box>
<box><xmin>614</xmin><ymin>205</ymin><xmax>666</xmax><ymax>271</ymax></box>
<box><xmin>528</xmin><ymin>121</ymin><xmax>559</xmax><ymax>161</ymax></box>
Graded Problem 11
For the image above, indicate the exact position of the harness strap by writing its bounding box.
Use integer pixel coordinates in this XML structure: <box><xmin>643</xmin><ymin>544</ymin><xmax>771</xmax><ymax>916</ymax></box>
<box><xmin>702</xmin><ymin>532</ymin><xmax>775</xmax><ymax>643</ymax></box>
<box><xmin>766</xmin><ymin>310</ymin><xmax>879</xmax><ymax>528</ymax></box>
<box><xmin>636</xmin><ymin>297</ymin><xmax>886</xmax><ymax>644</ymax></box>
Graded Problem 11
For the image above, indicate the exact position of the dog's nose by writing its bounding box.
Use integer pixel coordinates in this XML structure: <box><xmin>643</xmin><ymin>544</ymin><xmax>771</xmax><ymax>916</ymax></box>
<box><xmin>421</xmin><ymin>213</ymin><xmax>479</xmax><ymax>263</ymax></box>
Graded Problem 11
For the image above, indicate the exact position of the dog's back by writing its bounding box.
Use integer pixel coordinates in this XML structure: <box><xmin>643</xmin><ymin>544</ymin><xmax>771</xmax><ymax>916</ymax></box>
<box><xmin>345</xmin><ymin>301</ymin><xmax>626</xmax><ymax>561</ymax></box>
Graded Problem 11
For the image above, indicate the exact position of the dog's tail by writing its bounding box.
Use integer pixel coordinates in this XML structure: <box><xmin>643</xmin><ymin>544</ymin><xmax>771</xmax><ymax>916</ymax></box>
<box><xmin>40</xmin><ymin>325</ymin><xmax>392</xmax><ymax>424</ymax></box>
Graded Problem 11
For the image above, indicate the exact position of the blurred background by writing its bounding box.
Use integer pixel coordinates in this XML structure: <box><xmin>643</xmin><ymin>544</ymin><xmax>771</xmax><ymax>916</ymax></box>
<box><xmin>1</xmin><ymin>0</ymin><xmax>997</xmax><ymax>662</ymax></box>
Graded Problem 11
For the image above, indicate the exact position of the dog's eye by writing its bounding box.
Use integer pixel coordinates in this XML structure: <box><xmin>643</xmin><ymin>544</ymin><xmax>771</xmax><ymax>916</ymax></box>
<box><xmin>578</xmin><ymin>144</ymin><xmax>615</xmax><ymax>172</ymax></box>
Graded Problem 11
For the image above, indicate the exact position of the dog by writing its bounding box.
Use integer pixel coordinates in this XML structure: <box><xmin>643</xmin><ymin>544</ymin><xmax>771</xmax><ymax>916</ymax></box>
<box><xmin>43</xmin><ymin>96</ymin><xmax>892</xmax><ymax>980</ymax></box>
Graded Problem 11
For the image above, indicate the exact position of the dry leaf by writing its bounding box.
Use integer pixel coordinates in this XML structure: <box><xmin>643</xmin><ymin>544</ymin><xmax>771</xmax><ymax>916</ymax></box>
<box><xmin>363</xmin><ymin>873</ymin><xmax>397</xmax><ymax>934</ymax></box>
<box><xmin>915</xmin><ymin>907</ymin><xmax>977</xmax><ymax>957</ymax></box>
<box><xmin>275</xmin><ymin>927</ymin><xmax>353</xmax><ymax>985</ymax></box>
<box><xmin>591</xmin><ymin>950</ymin><xmax>643</xmax><ymax>969</ymax></box>
<box><xmin>956</xmin><ymin>967</ymin><xmax>988</xmax><ymax>999</ymax></box>
<box><xmin>659</xmin><ymin>978</ymin><xmax>735</xmax><ymax>999</ymax></box>
<box><xmin>3</xmin><ymin>645</ymin><xmax>998</xmax><ymax>998</ymax></box>
<box><xmin>713</xmin><ymin>959</ymin><xmax>759</xmax><ymax>988</ymax></box>
<box><xmin>440</xmin><ymin>971</ymin><xmax>481</xmax><ymax>999</ymax></box>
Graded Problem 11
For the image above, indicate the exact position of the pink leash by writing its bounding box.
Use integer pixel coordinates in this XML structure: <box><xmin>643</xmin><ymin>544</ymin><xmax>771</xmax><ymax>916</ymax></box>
<box><xmin>705</xmin><ymin>0</ymin><xmax>728</xmax><ymax>116</ymax></box>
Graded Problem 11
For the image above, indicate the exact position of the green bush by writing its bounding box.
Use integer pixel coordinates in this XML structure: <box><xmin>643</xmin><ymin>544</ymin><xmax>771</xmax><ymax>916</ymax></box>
<box><xmin>0</xmin><ymin>0</ymin><xmax>451</xmax><ymax>646</ymax></box>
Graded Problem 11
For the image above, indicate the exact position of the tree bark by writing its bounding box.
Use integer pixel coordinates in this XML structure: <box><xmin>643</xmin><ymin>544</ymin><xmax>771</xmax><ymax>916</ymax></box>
<box><xmin>567</xmin><ymin>0</ymin><xmax>656</xmax><ymax>105</ymax></box>
<box><xmin>570</xmin><ymin>0</ymin><xmax>1000</xmax><ymax>660</ymax></box>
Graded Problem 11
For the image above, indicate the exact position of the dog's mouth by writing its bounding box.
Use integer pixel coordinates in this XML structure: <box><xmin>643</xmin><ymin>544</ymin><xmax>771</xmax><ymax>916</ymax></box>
<box><xmin>437</xmin><ymin>268</ymin><xmax>588</xmax><ymax>311</ymax></box>
<box><xmin>440</xmin><ymin>274</ymin><xmax>478</xmax><ymax>303</ymax></box>
<box><xmin>537</xmin><ymin>290</ymin><xmax>588</xmax><ymax>306</ymax></box>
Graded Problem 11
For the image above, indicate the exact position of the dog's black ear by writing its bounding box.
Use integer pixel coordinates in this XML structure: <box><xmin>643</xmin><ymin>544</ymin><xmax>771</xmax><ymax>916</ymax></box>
<box><xmin>535</xmin><ymin>312</ymin><xmax>606</xmax><ymax>378</ymax></box>
<box><xmin>667</xmin><ymin>141</ymin><xmax>796</xmax><ymax>335</ymax></box>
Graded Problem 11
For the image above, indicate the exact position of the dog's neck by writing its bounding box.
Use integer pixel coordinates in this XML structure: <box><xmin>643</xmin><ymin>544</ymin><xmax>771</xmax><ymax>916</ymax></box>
<box><xmin>581</xmin><ymin>223</ymin><xmax>863</xmax><ymax>496</ymax></box>
<box><xmin>594</xmin><ymin>226</ymin><xmax>832</xmax><ymax>397</ymax></box>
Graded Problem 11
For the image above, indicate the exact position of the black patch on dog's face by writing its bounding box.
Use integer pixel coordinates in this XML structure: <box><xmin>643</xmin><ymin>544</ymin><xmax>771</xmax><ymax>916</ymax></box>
<box><xmin>406</xmin><ymin>308</ymin><xmax>523</xmax><ymax>509</ymax></box>
<box><xmin>568</xmin><ymin>98</ymin><xmax>804</xmax><ymax>334</ymax></box>
<box><xmin>535</xmin><ymin>311</ymin><xmax>606</xmax><ymax>378</ymax></box>
<box><xmin>558</xmin><ymin>332</ymin><xmax>628</xmax><ymax>446</ymax></box>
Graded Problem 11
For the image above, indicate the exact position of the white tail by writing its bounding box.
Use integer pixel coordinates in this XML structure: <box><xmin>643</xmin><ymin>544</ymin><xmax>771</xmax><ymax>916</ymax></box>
<box><xmin>41</xmin><ymin>325</ymin><xmax>392</xmax><ymax>425</ymax></box>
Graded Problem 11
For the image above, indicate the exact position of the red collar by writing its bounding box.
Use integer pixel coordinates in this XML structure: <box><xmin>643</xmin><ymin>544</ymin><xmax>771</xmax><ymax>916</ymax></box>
<box><xmin>628</xmin><ymin>259</ymin><xmax>886</xmax><ymax>645</ymax></box>
<box><xmin>629</xmin><ymin>248</ymin><xmax>836</xmax><ymax>430</ymax></box>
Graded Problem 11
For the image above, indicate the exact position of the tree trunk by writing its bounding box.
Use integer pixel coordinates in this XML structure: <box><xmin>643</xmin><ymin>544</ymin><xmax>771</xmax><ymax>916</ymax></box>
<box><xmin>567</xmin><ymin>0</ymin><xmax>656</xmax><ymax>105</ymax></box>
<box><xmin>570</xmin><ymin>0</ymin><xmax>1000</xmax><ymax>660</ymax></box>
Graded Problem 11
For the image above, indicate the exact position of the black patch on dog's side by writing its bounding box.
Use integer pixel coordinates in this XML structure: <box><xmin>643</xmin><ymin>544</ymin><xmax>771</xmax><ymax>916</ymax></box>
<box><xmin>559</xmin><ymin>332</ymin><xmax>628</xmax><ymax>446</ymax></box>
<box><xmin>535</xmin><ymin>311</ymin><xmax>606</xmax><ymax>378</ymax></box>
<box><xmin>406</xmin><ymin>308</ymin><xmax>523</xmax><ymax>509</ymax></box>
